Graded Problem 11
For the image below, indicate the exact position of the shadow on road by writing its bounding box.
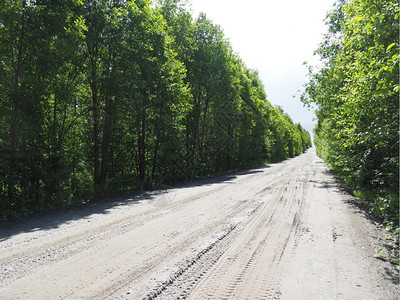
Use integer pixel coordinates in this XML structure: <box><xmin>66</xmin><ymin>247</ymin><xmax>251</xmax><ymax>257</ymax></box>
<box><xmin>0</xmin><ymin>165</ymin><xmax>268</xmax><ymax>242</ymax></box>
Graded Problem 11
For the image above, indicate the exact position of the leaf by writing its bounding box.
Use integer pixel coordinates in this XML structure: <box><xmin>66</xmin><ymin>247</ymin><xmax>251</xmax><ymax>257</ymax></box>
<box><xmin>374</xmin><ymin>248</ymin><xmax>386</xmax><ymax>260</ymax></box>
<box><xmin>355</xmin><ymin>16</ymin><xmax>364</xmax><ymax>22</ymax></box>
<box><xmin>386</xmin><ymin>43</ymin><xmax>395</xmax><ymax>51</ymax></box>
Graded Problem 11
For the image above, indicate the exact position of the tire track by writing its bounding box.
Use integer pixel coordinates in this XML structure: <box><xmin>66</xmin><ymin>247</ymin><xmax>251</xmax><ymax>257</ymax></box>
<box><xmin>186</xmin><ymin>154</ymin><xmax>313</xmax><ymax>300</ymax></box>
<box><xmin>92</xmin><ymin>196</ymin><xmax>265</xmax><ymax>299</ymax></box>
<box><xmin>0</xmin><ymin>181</ymin><xmax>245</xmax><ymax>288</ymax></box>
<box><xmin>2</xmin><ymin>150</ymin><xmax>392</xmax><ymax>300</ymax></box>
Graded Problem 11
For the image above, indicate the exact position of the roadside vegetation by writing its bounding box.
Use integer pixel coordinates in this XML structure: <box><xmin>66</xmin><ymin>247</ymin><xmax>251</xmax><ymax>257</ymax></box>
<box><xmin>301</xmin><ymin>0</ymin><xmax>399</xmax><ymax>260</ymax></box>
<box><xmin>0</xmin><ymin>0</ymin><xmax>311</xmax><ymax>220</ymax></box>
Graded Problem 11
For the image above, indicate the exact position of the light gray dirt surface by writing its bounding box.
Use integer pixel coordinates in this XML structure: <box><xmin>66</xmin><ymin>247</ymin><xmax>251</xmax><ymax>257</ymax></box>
<box><xmin>0</xmin><ymin>149</ymin><xmax>398</xmax><ymax>299</ymax></box>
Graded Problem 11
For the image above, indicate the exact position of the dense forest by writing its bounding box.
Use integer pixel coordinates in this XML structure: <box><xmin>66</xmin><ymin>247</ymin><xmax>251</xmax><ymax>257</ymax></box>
<box><xmin>302</xmin><ymin>0</ymin><xmax>398</xmax><ymax>226</ymax></box>
<box><xmin>0</xmin><ymin>0</ymin><xmax>311</xmax><ymax>219</ymax></box>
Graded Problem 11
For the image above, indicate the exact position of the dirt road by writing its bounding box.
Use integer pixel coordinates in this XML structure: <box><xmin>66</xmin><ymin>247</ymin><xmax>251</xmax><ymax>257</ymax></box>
<box><xmin>0</xmin><ymin>149</ymin><xmax>398</xmax><ymax>299</ymax></box>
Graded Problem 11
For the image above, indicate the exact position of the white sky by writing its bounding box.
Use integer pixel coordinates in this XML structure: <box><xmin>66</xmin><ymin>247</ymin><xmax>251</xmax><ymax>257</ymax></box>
<box><xmin>189</xmin><ymin>0</ymin><xmax>336</xmax><ymax>137</ymax></box>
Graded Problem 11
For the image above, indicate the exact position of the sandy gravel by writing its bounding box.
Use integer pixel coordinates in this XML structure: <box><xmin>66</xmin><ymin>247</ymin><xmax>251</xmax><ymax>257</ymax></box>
<box><xmin>0</xmin><ymin>149</ymin><xmax>398</xmax><ymax>299</ymax></box>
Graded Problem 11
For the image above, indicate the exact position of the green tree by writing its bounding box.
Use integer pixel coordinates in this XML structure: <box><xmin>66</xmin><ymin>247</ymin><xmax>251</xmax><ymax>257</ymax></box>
<box><xmin>0</xmin><ymin>0</ymin><xmax>87</xmax><ymax>215</ymax></box>
<box><xmin>302</xmin><ymin>0</ymin><xmax>399</xmax><ymax>223</ymax></box>
<box><xmin>0</xmin><ymin>0</ymin><xmax>312</xmax><ymax>219</ymax></box>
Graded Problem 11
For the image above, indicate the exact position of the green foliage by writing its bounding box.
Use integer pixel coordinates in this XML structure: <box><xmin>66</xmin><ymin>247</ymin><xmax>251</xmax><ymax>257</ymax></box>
<box><xmin>375</xmin><ymin>224</ymin><xmax>399</xmax><ymax>267</ymax></box>
<box><xmin>0</xmin><ymin>0</ymin><xmax>311</xmax><ymax>219</ymax></box>
<box><xmin>302</xmin><ymin>0</ymin><xmax>399</xmax><ymax>225</ymax></box>
<box><xmin>267</xmin><ymin>104</ymin><xmax>311</xmax><ymax>161</ymax></box>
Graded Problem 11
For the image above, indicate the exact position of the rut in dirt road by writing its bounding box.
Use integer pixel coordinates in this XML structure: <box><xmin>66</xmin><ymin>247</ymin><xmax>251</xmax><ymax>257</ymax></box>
<box><xmin>0</xmin><ymin>149</ymin><xmax>398</xmax><ymax>299</ymax></box>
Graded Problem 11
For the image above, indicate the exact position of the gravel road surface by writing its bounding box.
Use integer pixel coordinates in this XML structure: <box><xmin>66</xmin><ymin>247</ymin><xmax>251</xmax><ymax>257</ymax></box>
<box><xmin>0</xmin><ymin>149</ymin><xmax>398</xmax><ymax>299</ymax></box>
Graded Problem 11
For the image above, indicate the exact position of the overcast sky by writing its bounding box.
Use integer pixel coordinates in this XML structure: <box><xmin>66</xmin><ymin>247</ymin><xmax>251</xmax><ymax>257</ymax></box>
<box><xmin>189</xmin><ymin>0</ymin><xmax>336</xmax><ymax>137</ymax></box>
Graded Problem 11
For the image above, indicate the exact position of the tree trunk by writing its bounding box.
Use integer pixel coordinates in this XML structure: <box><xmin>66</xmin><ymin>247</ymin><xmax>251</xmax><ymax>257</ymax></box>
<box><xmin>138</xmin><ymin>104</ymin><xmax>146</xmax><ymax>191</ymax></box>
<box><xmin>90</xmin><ymin>49</ymin><xmax>100</xmax><ymax>197</ymax></box>
<box><xmin>151</xmin><ymin>137</ymin><xmax>159</xmax><ymax>185</ymax></box>
<box><xmin>8</xmin><ymin>1</ymin><xmax>26</xmax><ymax>202</ymax></box>
<box><xmin>99</xmin><ymin>95</ymin><xmax>114</xmax><ymax>188</ymax></box>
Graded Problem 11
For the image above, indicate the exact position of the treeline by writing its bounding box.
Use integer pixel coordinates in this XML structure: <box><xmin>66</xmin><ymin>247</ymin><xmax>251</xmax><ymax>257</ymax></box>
<box><xmin>302</xmin><ymin>0</ymin><xmax>398</xmax><ymax>224</ymax></box>
<box><xmin>0</xmin><ymin>0</ymin><xmax>311</xmax><ymax>219</ymax></box>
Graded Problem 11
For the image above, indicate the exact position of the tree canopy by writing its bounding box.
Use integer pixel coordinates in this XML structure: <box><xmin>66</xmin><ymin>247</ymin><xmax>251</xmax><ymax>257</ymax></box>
<box><xmin>302</xmin><ymin>0</ymin><xmax>399</xmax><ymax>225</ymax></box>
<box><xmin>0</xmin><ymin>0</ymin><xmax>311</xmax><ymax>219</ymax></box>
